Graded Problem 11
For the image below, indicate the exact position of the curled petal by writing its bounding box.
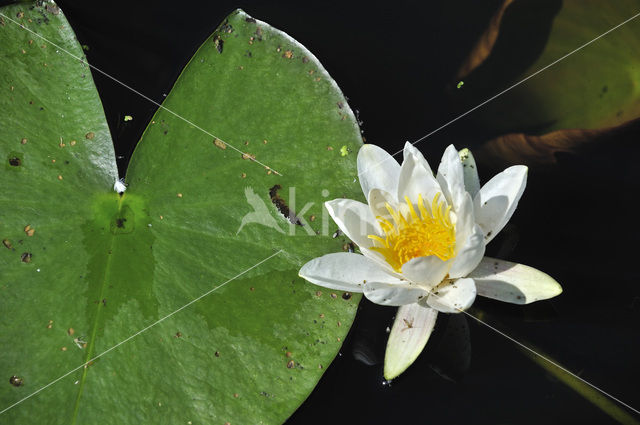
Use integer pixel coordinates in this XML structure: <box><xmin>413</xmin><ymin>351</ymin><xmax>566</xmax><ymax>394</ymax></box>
<box><xmin>449</xmin><ymin>224</ymin><xmax>485</xmax><ymax>279</ymax></box>
<box><xmin>426</xmin><ymin>278</ymin><xmax>477</xmax><ymax>313</ymax></box>
<box><xmin>453</xmin><ymin>192</ymin><xmax>475</xmax><ymax>253</ymax></box>
<box><xmin>384</xmin><ymin>303</ymin><xmax>438</xmax><ymax>380</ymax></box>
<box><xmin>357</xmin><ymin>144</ymin><xmax>401</xmax><ymax>198</ymax></box>
<box><xmin>474</xmin><ymin>165</ymin><xmax>527</xmax><ymax>244</ymax></box>
<box><xmin>299</xmin><ymin>252</ymin><xmax>402</xmax><ymax>292</ymax></box>
<box><xmin>469</xmin><ymin>257</ymin><xmax>562</xmax><ymax>304</ymax></box>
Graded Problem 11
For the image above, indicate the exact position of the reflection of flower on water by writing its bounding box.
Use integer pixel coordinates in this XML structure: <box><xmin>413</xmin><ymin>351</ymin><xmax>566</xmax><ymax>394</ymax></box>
<box><xmin>299</xmin><ymin>143</ymin><xmax>562</xmax><ymax>379</ymax></box>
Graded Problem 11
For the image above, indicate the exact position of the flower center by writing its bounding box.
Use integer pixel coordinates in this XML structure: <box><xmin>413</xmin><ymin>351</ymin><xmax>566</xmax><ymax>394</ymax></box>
<box><xmin>368</xmin><ymin>193</ymin><xmax>456</xmax><ymax>272</ymax></box>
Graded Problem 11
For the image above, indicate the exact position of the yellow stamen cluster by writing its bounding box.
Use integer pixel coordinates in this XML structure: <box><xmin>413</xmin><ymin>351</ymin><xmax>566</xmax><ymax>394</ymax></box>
<box><xmin>368</xmin><ymin>193</ymin><xmax>456</xmax><ymax>272</ymax></box>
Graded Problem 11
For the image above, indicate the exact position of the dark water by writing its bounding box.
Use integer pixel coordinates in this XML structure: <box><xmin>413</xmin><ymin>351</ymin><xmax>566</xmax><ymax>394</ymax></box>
<box><xmin>9</xmin><ymin>0</ymin><xmax>640</xmax><ymax>423</ymax></box>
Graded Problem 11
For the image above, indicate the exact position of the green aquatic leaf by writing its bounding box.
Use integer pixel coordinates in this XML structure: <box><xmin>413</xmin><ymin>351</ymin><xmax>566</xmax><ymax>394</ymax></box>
<box><xmin>0</xmin><ymin>3</ymin><xmax>362</xmax><ymax>424</ymax></box>
<box><xmin>453</xmin><ymin>0</ymin><xmax>640</xmax><ymax>135</ymax></box>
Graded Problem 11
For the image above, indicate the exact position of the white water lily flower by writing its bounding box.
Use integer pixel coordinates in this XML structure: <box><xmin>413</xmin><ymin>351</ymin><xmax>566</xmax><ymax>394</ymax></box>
<box><xmin>299</xmin><ymin>143</ymin><xmax>562</xmax><ymax>379</ymax></box>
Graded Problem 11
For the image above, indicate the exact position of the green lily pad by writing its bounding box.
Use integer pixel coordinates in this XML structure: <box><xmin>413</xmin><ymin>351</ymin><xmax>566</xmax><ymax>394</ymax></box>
<box><xmin>0</xmin><ymin>3</ymin><xmax>362</xmax><ymax>424</ymax></box>
<box><xmin>453</xmin><ymin>0</ymin><xmax>640</xmax><ymax>135</ymax></box>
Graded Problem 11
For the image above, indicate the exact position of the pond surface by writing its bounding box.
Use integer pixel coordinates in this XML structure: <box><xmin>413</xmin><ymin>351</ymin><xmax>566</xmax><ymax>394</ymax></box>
<box><xmin>31</xmin><ymin>0</ymin><xmax>640</xmax><ymax>423</ymax></box>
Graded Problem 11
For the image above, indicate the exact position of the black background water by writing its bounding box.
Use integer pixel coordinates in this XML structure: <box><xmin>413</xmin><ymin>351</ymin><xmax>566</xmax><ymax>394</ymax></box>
<box><xmin>8</xmin><ymin>0</ymin><xmax>640</xmax><ymax>423</ymax></box>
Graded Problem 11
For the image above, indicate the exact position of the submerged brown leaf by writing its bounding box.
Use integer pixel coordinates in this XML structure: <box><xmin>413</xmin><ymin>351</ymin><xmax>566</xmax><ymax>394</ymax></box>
<box><xmin>456</xmin><ymin>0</ymin><xmax>515</xmax><ymax>79</ymax></box>
<box><xmin>477</xmin><ymin>117</ymin><xmax>640</xmax><ymax>166</ymax></box>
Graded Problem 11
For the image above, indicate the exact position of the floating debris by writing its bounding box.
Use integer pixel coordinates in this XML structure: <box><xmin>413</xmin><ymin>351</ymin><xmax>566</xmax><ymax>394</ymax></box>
<box><xmin>73</xmin><ymin>337</ymin><xmax>87</xmax><ymax>349</ymax></box>
<box><xmin>213</xmin><ymin>138</ymin><xmax>226</xmax><ymax>150</ymax></box>
<box><xmin>113</xmin><ymin>178</ymin><xmax>127</xmax><ymax>194</ymax></box>
<box><xmin>213</xmin><ymin>35</ymin><xmax>223</xmax><ymax>53</ymax></box>
<box><xmin>9</xmin><ymin>376</ymin><xmax>23</xmax><ymax>387</ymax></box>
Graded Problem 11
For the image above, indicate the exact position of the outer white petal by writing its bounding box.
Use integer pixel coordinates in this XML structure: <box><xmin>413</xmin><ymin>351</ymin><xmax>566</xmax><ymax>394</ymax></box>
<box><xmin>299</xmin><ymin>252</ymin><xmax>402</xmax><ymax>292</ymax></box>
<box><xmin>469</xmin><ymin>257</ymin><xmax>562</xmax><ymax>304</ymax></box>
<box><xmin>364</xmin><ymin>281</ymin><xmax>429</xmax><ymax>306</ymax></box>
<box><xmin>426</xmin><ymin>278</ymin><xmax>477</xmax><ymax>313</ymax></box>
<box><xmin>325</xmin><ymin>198</ymin><xmax>380</xmax><ymax>249</ymax></box>
<box><xmin>367</xmin><ymin>188</ymin><xmax>399</xmax><ymax>220</ymax></box>
<box><xmin>357</xmin><ymin>144</ymin><xmax>401</xmax><ymax>198</ymax></box>
<box><xmin>448</xmin><ymin>224</ymin><xmax>485</xmax><ymax>279</ymax></box>
<box><xmin>384</xmin><ymin>303</ymin><xmax>438</xmax><ymax>380</ymax></box>
<box><xmin>436</xmin><ymin>144</ymin><xmax>466</xmax><ymax>209</ymax></box>
<box><xmin>474</xmin><ymin>165</ymin><xmax>527</xmax><ymax>244</ymax></box>
<box><xmin>398</xmin><ymin>143</ymin><xmax>442</xmax><ymax>207</ymax></box>
<box><xmin>401</xmin><ymin>256</ymin><xmax>450</xmax><ymax>288</ymax></box>
<box><xmin>459</xmin><ymin>148</ymin><xmax>480</xmax><ymax>198</ymax></box>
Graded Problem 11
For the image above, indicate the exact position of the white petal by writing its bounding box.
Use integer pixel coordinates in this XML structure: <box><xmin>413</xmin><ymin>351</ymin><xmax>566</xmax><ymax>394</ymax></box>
<box><xmin>357</xmin><ymin>144</ymin><xmax>401</xmax><ymax>198</ymax></box>
<box><xmin>403</xmin><ymin>142</ymin><xmax>434</xmax><ymax>174</ymax></box>
<box><xmin>325</xmin><ymin>198</ymin><xmax>380</xmax><ymax>249</ymax></box>
<box><xmin>459</xmin><ymin>148</ymin><xmax>480</xmax><ymax>198</ymax></box>
<box><xmin>364</xmin><ymin>281</ymin><xmax>429</xmax><ymax>306</ymax></box>
<box><xmin>449</xmin><ymin>224</ymin><xmax>485</xmax><ymax>279</ymax></box>
<box><xmin>367</xmin><ymin>188</ymin><xmax>399</xmax><ymax>219</ymax></box>
<box><xmin>299</xmin><ymin>252</ymin><xmax>402</xmax><ymax>292</ymax></box>
<box><xmin>398</xmin><ymin>143</ymin><xmax>442</xmax><ymax>207</ymax></box>
<box><xmin>474</xmin><ymin>165</ymin><xmax>527</xmax><ymax>244</ymax></box>
<box><xmin>426</xmin><ymin>278</ymin><xmax>477</xmax><ymax>313</ymax></box>
<box><xmin>453</xmin><ymin>192</ymin><xmax>475</xmax><ymax>252</ymax></box>
<box><xmin>401</xmin><ymin>256</ymin><xmax>450</xmax><ymax>288</ymax></box>
<box><xmin>469</xmin><ymin>257</ymin><xmax>562</xmax><ymax>304</ymax></box>
<box><xmin>436</xmin><ymin>144</ymin><xmax>465</xmax><ymax>208</ymax></box>
<box><xmin>384</xmin><ymin>303</ymin><xmax>438</xmax><ymax>380</ymax></box>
